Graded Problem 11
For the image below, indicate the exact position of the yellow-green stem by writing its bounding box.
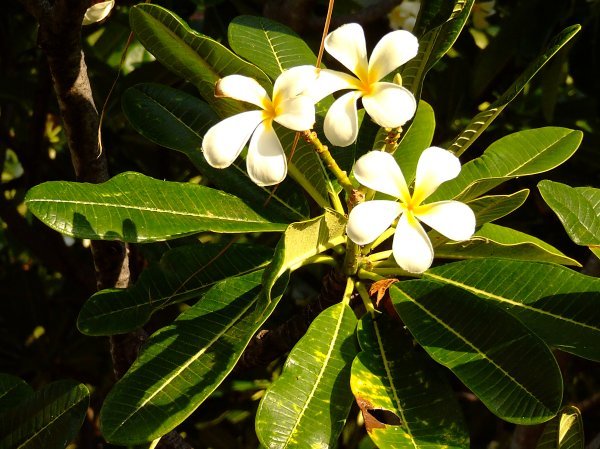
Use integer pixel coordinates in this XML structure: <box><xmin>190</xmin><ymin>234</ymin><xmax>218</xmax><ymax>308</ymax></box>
<box><xmin>367</xmin><ymin>250</ymin><xmax>393</xmax><ymax>263</ymax></box>
<box><xmin>355</xmin><ymin>281</ymin><xmax>376</xmax><ymax>314</ymax></box>
<box><xmin>371</xmin><ymin>267</ymin><xmax>419</xmax><ymax>278</ymax></box>
<box><xmin>287</xmin><ymin>163</ymin><xmax>329</xmax><ymax>208</ymax></box>
<box><xmin>299</xmin><ymin>254</ymin><xmax>338</xmax><ymax>268</ymax></box>
<box><xmin>363</xmin><ymin>226</ymin><xmax>396</xmax><ymax>253</ymax></box>
<box><xmin>341</xmin><ymin>276</ymin><xmax>355</xmax><ymax>306</ymax></box>
<box><xmin>303</xmin><ymin>130</ymin><xmax>354</xmax><ymax>194</ymax></box>
<box><xmin>384</xmin><ymin>127</ymin><xmax>402</xmax><ymax>153</ymax></box>
<box><xmin>343</xmin><ymin>241</ymin><xmax>360</xmax><ymax>276</ymax></box>
<box><xmin>357</xmin><ymin>269</ymin><xmax>385</xmax><ymax>281</ymax></box>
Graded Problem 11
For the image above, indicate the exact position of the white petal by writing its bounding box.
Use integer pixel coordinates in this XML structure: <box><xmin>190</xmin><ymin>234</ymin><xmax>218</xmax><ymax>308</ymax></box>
<box><xmin>324</xmin><ymin>91</ymin><xmax>361</xmax><ymax>147</ymax></box>
<box><xmin>368</xmin><ymin>30</ymin><xmax>419</xmax><ymax>81</ymax></box>
<box><xmin>304</xmin><ymin>69</ymin><xmax>360</xmax><ymax>102</ymax></box>
<box><xmin>324</xmin><ymin>23</ymin><xmax>369</xmax><ymax>80</ymax></box>
<box><xmin>273</xmin><ymin>66</ymin><xmax>319</xmax><ymax>100</ymax></box>
<box><xmin>353</xmin><ymin>151</ymin><xmax>410</xmax><ymax>201</ymax></box>
<box><xmin>346</xmin><ymin>200</ymin><xmax>402</xmax><ymax>245</ymax></box>
<box><xmin>416</xmin><ymin>201</ymin><xmax>476</xmax><ymax>241</ymax></box>
<box><xmin>215</xmin><ymin>75</ymin><xmax>270</xmax><ymax>109</ymax></box>
<box><xmin>202</xmin><ymin>111</ymin><xmax>263</xmax><ymax>168</ymax></box>
<box><xmin>362</xmin><ymin>82</ymin><xmax>417</xmax><ymax>128</ymax></box>
<box><xmin>246</xmin><ymin>122</ymin><xmax>287</xmax><ymax>186</ymax></box>
<box><xmin>413</xmin><ymin>146</ymin><xmax>462</xmax><ymax>204</ymax></box>
<box><xmin>392</xmin><ymin>213</ymin><xmax>434</xmax><ymax>273</ymax></box>
<box><xmin>83</xmin><ymin>0</ymin><xmax>114</xmax><ymax>25</ymax></box>
<box><xmin>274</xmin><ymin>96</ymin><xmax>315</xmax><ymax>131</ymax></box>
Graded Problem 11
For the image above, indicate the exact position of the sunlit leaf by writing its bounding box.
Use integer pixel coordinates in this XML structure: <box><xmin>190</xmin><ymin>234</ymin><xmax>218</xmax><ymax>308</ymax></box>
<box><xmin>434</xmin><ymin>223</ymin><xmax>580</xmax><ymax>266</ymax></box>
<box><xmin>536</xmin><ymin>406</ymin><xmax>584</xmax><ymax>449</ymax></box>
<box><xmin>78</xmin><ymin>243</ymin><xmax>272</xmax><ymax>336</ymax></box>
<box><xmin>260</xmin><ymin>210</ymin><xmax>347</xmax><ymax>308</ymax></box>
<box><xmin>256</xmin><ymin>302</ymin><xmax>358</xmax><ymax>449</ymax></box>
<box><xmin>0</xmin><ymin>380</ymin><xmax>89</xmax><ymax>449</ymax></box>
<box><xmin>26</xmin><ymin>172</ymin><xmax>288</xmax><ymax>242</ymax></box>
<box><xmin>351</xmin><ymin>314</ymin><xmax>468</xmax><ymax>449</ymax></box>
<box><xmin>100</xmin><ymin>270</ymin><xmax>289</xmax><ymax>444</ymax></box>
<box><xmin>431</xmin><ymin>127</ymin><xmax>583</xmax><ymax>202</ymax></box>
<box><xmin>391</xmin><ymin>281</ymin><xmax>562</xmax><ymax>424</ymax></box>
<box><xmin>426</xmin><ymin>259</ymin><xmax>600</xmax><ymax>361</ymax></box>
<box><xmin>129</xmin><ymin>4</ymin><xmax>270</xmax><ymax>118</ymax></box>
<box><xmin>538</xmin><ymin>181</ymin><xmax>600</xmax><ymax>249</ymax></box>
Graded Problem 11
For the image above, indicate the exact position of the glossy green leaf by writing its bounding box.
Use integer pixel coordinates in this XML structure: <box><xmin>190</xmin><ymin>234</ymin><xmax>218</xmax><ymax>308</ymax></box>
<box><xmin>26</xmin><ymin>172</ymin><xmax>288</xmax><ymax>242</ymax></box>
<box><xmin>260</xmin><ymin>209</ymin><xmax>347</xmax><ymax>307</ymax></box>
<box><xmin>391</xmin><ymin>281</ymin><xmax>563</xmax><ymax>424</ymax></box>
<box><xmin>100</xmin><ymin>270</ymin><xmax>289</xmax><ymax>444</ymax></box>
<box><xmin>0</xmin><ymin>374</ymin><xmax>33</xmax><ymax>412</ymax></box>
<box><xmin>78</xmin><ymin>243</ymin><xmax>272</xmax><ymax>336</ymax></box>
<box><xmin>256</xmin><ymin>303</ymin><xmax>358</xmax><ymax>449</ymax></box>
<box><xmin>538</xmin><ymin>180</ymin><xmax>600</xmax><ymax>247</ymax></box>
<box><xmin>122</xmin><ymin>83</ymin><xmax>307</xmax><ymax>222</ymax></box>
<box><xmin>228</xmin><ymin>16</ymin><xmax>317</xmax><ymax>80</ymax></box>
<box><xmin>0</xmin><ymin>380</ymin><xmax>89</xmax><ymax>449</ymax></box>
<box><xmin>393</xmin><ymin>101</ymin><xmax>436</xmax><ymax>184</ymax></box>
<box><xmin>351</xmin><ymin>314</ymin><xmax>468</xmax><ymax>449</ymax></box>
<box><xmin>449</xmin><ymin>25</ymin><xmax>580</xmax><ymax>156</ymax></box>
<box><xmin>129</xmin><ymin>4</ymin><xmax>270</xmax><ymax>118</ymax></box>
<box><xmin>431</xmin><ymin>127</ymin><xmax>583</xmax><ymax>202</ymax></box>
<box><xmin>426</xmin><ymin>259</ymin><xmax>600</xmax><ymax>361</ymax></box>
<box><xmin>401</xmin><ymin>0</ymin><xmax>474</xmax><ymax>100</ymax></box>
<box><xmin>536</xmin><ymin>406</ymin><xmax>584</xmax><ymax>449</ymax></box>
<box><xmin>435</xmin><ymin>223</ymin><xmax>580</xmax><ymax>266</ymax></box>
<box><xmin>467</xmin><ymin>190</ymin><xmax>529</xmax><ymax>226</ymax></box>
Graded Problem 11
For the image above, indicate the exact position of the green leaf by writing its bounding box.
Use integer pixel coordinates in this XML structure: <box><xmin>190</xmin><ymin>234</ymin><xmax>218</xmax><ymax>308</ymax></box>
<box><xmin>0</xmin><ymin>374</ymin><xmax>33</xmax><ymax>412</ymax></box>
<box><xmin>536</xmin><ymin>406</ymin><xmax>584</xmax><ymax>449</ymax></box>
<box><xmin>100</xmin><ymin>270</ymin><xmax>289</xmax><ymax>444</ymax></box>
<box><xmin>129</xmin><ymin>4</ymin><xmax>270</xmax><ymax>118</ymax></box>
<box><xmin>122</xmin><ymin>83</ymin><xmax>308</xmax><ymax>221</ymax></box>
<box><xmin>391</xmin><ymin>281</ymin><xmax>563</xmax><ymax>424</ymax></box>
<box><xmin>351</xmin><ymin>314</ymin><xmax>468</xmax><ymax>449</ymax></box>
<box><xmin>260</xmin><ymin>210</ymin><xmax>347</xmax><ymax>307</ymax></box>
<box><xmin>467</xmin><ymin>190</ymin><xmax>529</xmax><ymax>226</ymax></box>
<box><xmin>256</xmin><ymin>302</ymin><xmax>358</xmax><ymax>449</ymax></box>
<box><xmin>449</xmin><ymin>25</ymin><xmax>580</xmax><ymax>156</ymax></box>
<box><xmin>228</xmin><ymin>16</ymin><xmax>317</xmax><ymax>80</ymax></box>
<box><xmin>78</xmin><ymin>243</ymin><xmax>272</xmax><ymax>336</ymax></box>
<box><xmin>431</xmin><ymin>127</ymin><xmax>583</xmax><ymax>202</ymax></box>
<box><xmin>0</xmin><ymin>380</ymin><xmax>89</xmax><ymax>449</ymax></box>
<box><xmin>26</xmin><ymin>172</ymin><xmax>288</xmax><ymax>242</ymax></box>
<box><xmin>435</xmin><ymin>223</ymin><xmax>580</xmax><ymax>266</ymax></box>
<box><xmin>401</xmin><ymin>0</ymin><xmax>474</xmax><ymax>100</ymax></box>
<box><xmin>538</xmin><ymin>180</ymin><xmax>600</xmax><ymax>247</ymax></box>
<box><xmin>393</xmin><ymin>100</ymin><xmax>436</xmax><ymax>184</ymax></box>
<box><xmin>426</xmin><ymin>259</ymin><xmax>600</xmax><ymax>362</ymax></box>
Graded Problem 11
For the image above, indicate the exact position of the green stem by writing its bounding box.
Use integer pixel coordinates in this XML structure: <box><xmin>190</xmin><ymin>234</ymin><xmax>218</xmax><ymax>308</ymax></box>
<box><xmin>341</xmin><ymin>277</ymin><xmax>355</xmax><ymax>306</ymax></box>
<box><xmin>357</xmin><ymin>269</ymin><xmax>384</xmax><ymax>281</ymax></box>
<box><xmin>328</xmin><ymin>187</ymin><xmax>345</xmax><ymax>214</ymax></box>
<box><xmin>355</xmin><ymin>281</ymin><xmax>376</xmax><ymax>314</ymax></box>
<box><xmin>384</xmin><ymin>127</ymin><xmax>402</xmax><ymax>154</ymax></box>
<box><xmin>303</xmin><ymin>130</ymin><xmax>354</xmax><ymax>194</ymax></box>
<box><xmin>287</xmin><ymin>163</ymin><xmax>330</xmax><ymax>209</ymax></box>
<box><xmin>367</xmin><ymin>250</ymin><xmax>393</xmax><ymax>263</ymax></box>
<box><xmin>298</xmin><ymin>254</ymin><xmax>338</xmax><ymax>268</ymax></box>
<box><xmin>363</xmin><ymin>226</ymin><xmax>396</xmax><ymax>253</ymax></box>
<box><xmin>343</xmin><ymin>241</ymin><xmax>360</xmax><ymax>276</ymax></box>
<box><xmin>371</xmin><ymin>267</ymin><xmax>419</xmax><ymax>277</ymax></box>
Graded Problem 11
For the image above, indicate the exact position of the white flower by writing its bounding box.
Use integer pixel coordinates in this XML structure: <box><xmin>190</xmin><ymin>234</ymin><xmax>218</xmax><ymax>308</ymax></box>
<box><xmin>388</xmin><ymin>1</ymin><xmax>421</xmax><ymax>32</ymax></box>
<box><xmin>201</xmin><ymin>69</ymin><xmax>316</xmax><ymax>186</ymax></box>
<box><xmin>471</xmin><ymin>1</ymin><xmax>496</xmax><ymax>30</ymax></box>
<box><xmin>346</xmin><ymin>149</ymin><xmax>475</xmax><ymax>273</ymax></box>
<box><xmin>82</xmin><ymin>0</ymin><xmax>115</xmax><ymax>25</ymax></box>
<box><xmin>305</xmin><ymin>23</ymin><xmax>418</xmax><ymax>147</ymax></box>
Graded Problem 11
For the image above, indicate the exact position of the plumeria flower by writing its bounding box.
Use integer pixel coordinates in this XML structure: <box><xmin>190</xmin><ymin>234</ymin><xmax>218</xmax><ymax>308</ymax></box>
<box><xmin>202</xmin><ymin>69</ymin><xmax>316</xmax><ymax>186</ymax></box>
<box><xmin>346</xmin><ymin>149</ymin><xmax>476</xmax><ymax>273</ymax></box>
<box><xmin>82</xmin><ymin>0</ymin><xmax>115</xmax><ymax>25</ymax></box>
<box><xmin>305</xmin><ymin>23</ymin><xmax>418</xmax><ymax>147</ymax></box>
<box><xmin>388</xmin><ymin>1</ymin><xmax>421</xmax><ymax>32</ymax></box>
<box><xmin>471</xmin><ymin>1</ymin><xmax>496</xmax><ymax>30</ymax></box>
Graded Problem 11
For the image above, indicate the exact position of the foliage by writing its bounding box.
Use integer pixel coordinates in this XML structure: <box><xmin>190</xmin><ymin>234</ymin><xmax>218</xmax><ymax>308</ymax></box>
<box><xmin>2</xmin><ymin>1</ymin><xmax>600</xmax><ymax>449</ymax></box>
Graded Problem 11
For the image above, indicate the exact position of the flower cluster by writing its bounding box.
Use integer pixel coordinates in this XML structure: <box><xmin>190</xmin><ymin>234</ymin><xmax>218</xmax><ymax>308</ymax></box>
<box><xmin>201</xmin><ymin>23</ymin><xmax>418</xmax><ymax>185</ymax></box>
<box><xmin>201</xmin><ymin>22</ymin><xmax>474</xmax><ymax>272</ymax></box>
